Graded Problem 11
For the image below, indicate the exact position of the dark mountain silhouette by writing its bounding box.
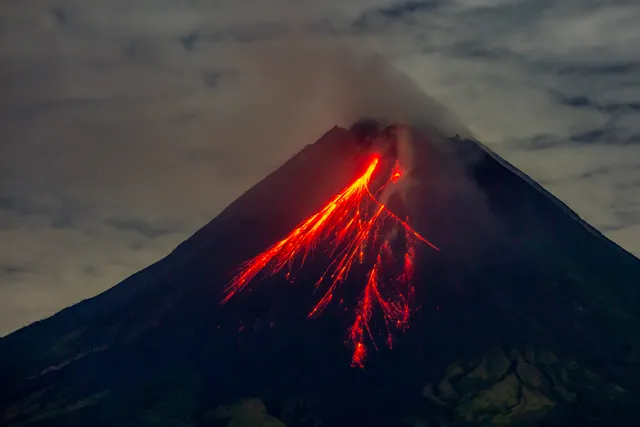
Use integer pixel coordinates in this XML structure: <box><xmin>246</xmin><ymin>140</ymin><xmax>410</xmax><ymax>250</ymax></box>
<box><xmin>1</xmin><ymin>122</ymin><xmax>640</xmax><ymax>427</ymax></box>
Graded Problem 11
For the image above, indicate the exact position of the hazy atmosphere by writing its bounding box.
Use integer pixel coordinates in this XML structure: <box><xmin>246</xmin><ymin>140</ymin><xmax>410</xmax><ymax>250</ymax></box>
<box><xmin>1</xmin><ymin>0</ymin><xmax>639</xmax><ymax>336</ymax></box>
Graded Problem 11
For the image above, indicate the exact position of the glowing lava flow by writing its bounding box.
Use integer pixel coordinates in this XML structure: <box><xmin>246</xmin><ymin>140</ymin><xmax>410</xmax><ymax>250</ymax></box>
<box><xmin>223</xmin><ymin>155</ymin><xmax>438</xmax><ymax>367</ymax></box>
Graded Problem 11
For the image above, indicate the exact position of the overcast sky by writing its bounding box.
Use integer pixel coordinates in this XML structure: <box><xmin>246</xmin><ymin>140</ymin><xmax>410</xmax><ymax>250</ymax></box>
<box><xmin>1</xmin><ymin>0</ymin><xmax>639</xmax><ymax>336</ymax></box>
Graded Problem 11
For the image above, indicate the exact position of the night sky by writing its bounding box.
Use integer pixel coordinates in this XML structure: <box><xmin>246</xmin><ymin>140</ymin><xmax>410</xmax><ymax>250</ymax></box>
<box><xmin>1</xmin><ymin>0</ymin><xmax>639</xmax><ymax>337</ymax></box>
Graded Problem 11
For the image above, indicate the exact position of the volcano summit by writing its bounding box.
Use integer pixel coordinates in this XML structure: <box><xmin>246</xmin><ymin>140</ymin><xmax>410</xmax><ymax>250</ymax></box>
<box><xmin>1</xmin><ymin>122</ymin><xmax>640</xmax><ymax>427</ymax></box>
<box><xmin>223</xmin><ymin>124</ymin><xmax>440</xmax><ymax>369</ymax></box>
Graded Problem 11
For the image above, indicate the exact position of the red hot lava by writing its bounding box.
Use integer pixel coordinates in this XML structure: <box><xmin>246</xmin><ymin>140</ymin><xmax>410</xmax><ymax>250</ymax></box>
<box><xmin>223</xmin><ymin>154</ymin><xmax>438</xmax><ymax>368</ymax></box>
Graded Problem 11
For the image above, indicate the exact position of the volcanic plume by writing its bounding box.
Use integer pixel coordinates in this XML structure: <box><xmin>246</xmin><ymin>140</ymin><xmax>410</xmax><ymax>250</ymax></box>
<box><xmin>222</xmin><ymin>135</ymin><xmax>439</xmax><ymax>367</ymax></box>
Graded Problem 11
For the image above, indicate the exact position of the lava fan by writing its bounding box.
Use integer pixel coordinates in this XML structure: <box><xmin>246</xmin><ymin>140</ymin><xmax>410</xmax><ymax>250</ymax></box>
<box><xmin>223</xmin><ymin>150</ymin><xmax>439</xmax><ymax>367</ymax></box>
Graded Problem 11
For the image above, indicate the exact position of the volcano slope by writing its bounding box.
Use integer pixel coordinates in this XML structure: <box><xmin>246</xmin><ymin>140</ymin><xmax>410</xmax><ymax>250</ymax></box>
<box><xmin>1</xmin><ymin>122</ymin><xmax>640</xmax><ymax>427</ymax></box>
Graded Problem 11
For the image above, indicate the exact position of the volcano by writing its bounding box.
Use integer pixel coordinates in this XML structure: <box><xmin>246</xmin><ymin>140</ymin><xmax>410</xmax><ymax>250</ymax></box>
<box><xmin>1</xmin><ymin>122</ymin><xmax>640</xmax><ymax>427</ymax></box>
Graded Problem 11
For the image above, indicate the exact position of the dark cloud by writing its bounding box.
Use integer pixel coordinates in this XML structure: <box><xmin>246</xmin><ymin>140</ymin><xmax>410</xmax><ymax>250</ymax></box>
<box><xmin>200</xmin><ymin>69</ymin><xmax>236</xmax><ymax>89</ymax></box>
<box><xmin>352</xmin><ymin>0</ymin><xmax>445</xmax><ymax>31</ymax></box>
<box><xmin>604</xmin><ymin>103</ymin><xmax>640</xmax><ymax>114</ymax></box>
<box><xmin>0</xmin><ymin>196</ymin><xmax>36</xmax><ymax>215</ymax></box>
<box><xmin>447</xmin><ymin>42</ymin><xmax>517</xmax><ymax>62</ymax></box>
<box><xmin>568</xmin><ymin>124</ymin><xmax>640</xmax><ymax>145</ymax></box>
<box><xmin>376</xmin><ymin>1</ymin><xmax>444</xmax><ymax>20</ymax></box>
<box><xmin>202</xmin><ymin>73</ymin><xmax>222</xmax><ymax>88</ymax></box>
<box><xmin>570</xmin><ymin>128</ymin><xmax>610</xmax><ymax>143</ymax></box>
<box><xmin>552</xmin><ymin>91</ymin><xmax>640</xmax><ymax>115</ymax></box>
<box><xmin>578</xmin><ymin>165</ymin><xmax>619</xmax><ymax>179</ymax></box>
<box><xmin>0</xmin><ymin>196</ymin><xmax>84</xmax><ymax>229</ymax></box>
<box><xmin>556</xmin><ymin>62</ymin><xmax>640</xmax><ymax>77</ymax></box>
<box><xmin>518</xmin><ymin>134</ymin><xmax>565</xmax><ymax>151</ymax></box>
<box><xmin>82</xmin><ymin>264</ymin><xmax>100</xmax><ymax>278</ymax></box>
<box><xmin>50</xmin><ymin>8</ymin><xmax>71</xmax><ymax>27</ymax></box>
<box><xmin>576</xmin><ymin>165</ymin><xmax>640</xmax><ymax>183</ymax></box>
<box><xmin>0</xmin><ymin>264</ymin><xmax>34</xmax><ymax>277</ymax></box>
<box><xmin>178</xmin><ymin>23</ymin><xmax>290</xmax><ymax>49</ymax></box>
<box><xmin>556</xmin><ymin>94</ymin><xmax>594</xmax><ymax>109</ymax></box>
<box><xmin>104</xmin><ymin>218</ymin><xmax>184</xmax><ymax>239</ymax></box>
<box><xmin>179</xmin><ymin>32</ymin><xmax>201</xmax><ymax>51</ymax></box>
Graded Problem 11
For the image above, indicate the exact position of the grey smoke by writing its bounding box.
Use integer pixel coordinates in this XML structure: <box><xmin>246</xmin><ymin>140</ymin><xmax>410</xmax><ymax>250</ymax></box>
<box><xmin>231</xmin><ymin>38</ymin><xmax>473</xmax><ymax>143</ymax></box>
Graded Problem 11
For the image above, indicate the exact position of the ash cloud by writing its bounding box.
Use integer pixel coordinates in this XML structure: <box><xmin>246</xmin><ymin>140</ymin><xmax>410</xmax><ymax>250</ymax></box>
<box><xmin>230</xmin><ymin>38</ymin><xmax>473</xmax><ymax>143</ymax></box>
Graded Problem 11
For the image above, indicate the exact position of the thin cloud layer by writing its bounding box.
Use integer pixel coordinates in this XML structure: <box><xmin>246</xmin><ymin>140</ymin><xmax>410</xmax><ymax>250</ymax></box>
<box><xmin>1</xmin><ymin>0</ymin><xmax>639</xmax><ymax>336</ymax></box>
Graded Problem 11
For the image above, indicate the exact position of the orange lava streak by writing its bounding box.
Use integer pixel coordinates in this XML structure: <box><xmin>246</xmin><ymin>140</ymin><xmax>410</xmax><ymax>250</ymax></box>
<box><xmin>364</xmin><ymin>189</ymin><xmax>439</xmax><ymax>251</ymax></box>
<box><xmin>222</xmin><ymin>157</ymin><xmax>380</xmax><ymax>304</ymax></box>
<box><xmin>308</xmin><ymin>203</ymin><xmax>385</xmax><ymax>318</ymax></box>
<box><xmin>348</xmin><ymin>232</ymin><xmax>417</xmax><ymax>368</ymax></box>
<box><xmin>223</xmin><ymin>154</ymin><xmax>438</xmax><ymax>367</ymax></box>
<box><xmin>348</xmin><ymin>258</ymin><xmax>380</xmax><ymax>368</ymax></box>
